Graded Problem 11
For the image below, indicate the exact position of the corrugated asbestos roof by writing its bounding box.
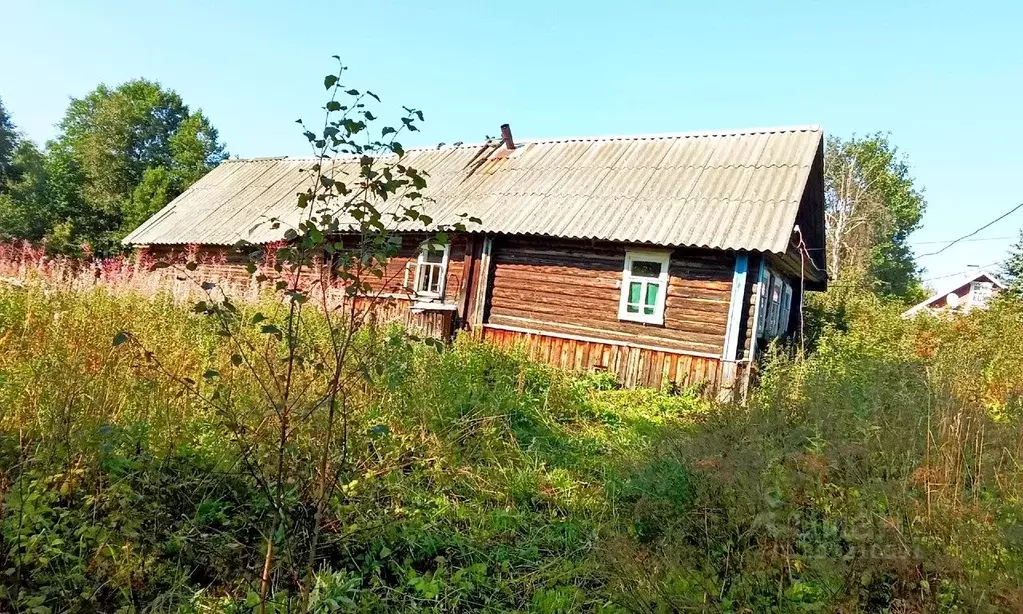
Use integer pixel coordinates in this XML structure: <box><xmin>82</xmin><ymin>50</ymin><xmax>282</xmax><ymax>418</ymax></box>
<box><xmin>123</xmin><ymin>125</ymin><xmax>823</xmax><ymax>253</ymax></box>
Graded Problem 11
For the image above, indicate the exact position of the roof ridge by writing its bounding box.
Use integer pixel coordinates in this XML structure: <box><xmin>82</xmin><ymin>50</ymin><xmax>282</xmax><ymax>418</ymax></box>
<box><xmin>221</xmin><ymin>124</ymin><xmax>824</xmax><ymax>164</ymax></box>
<box><xmin>516</xmin><ymin>124</ymin><xmax>822</xmax><ymax>146</ymax></box>
<box><xmin>221</xmin><ymin>156</ymin><xmax>290</xmax><ymax>163</ymax></box>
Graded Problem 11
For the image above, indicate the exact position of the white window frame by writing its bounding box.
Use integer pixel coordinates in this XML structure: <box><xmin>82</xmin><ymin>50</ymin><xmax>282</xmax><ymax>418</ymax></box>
<box><xmin>970</xmin><ymin>281</ymin><xmax>993</xmax><ymax>305</ymax></box>
<box><xmin>407</xmin><ymin>242</ymin><xmax>450</xmax><ymax>299</ymax></box>
<box><xmin>618</xmin><ymin>249</ymin><xmax>671</xmax><ymax>325</ymax></box>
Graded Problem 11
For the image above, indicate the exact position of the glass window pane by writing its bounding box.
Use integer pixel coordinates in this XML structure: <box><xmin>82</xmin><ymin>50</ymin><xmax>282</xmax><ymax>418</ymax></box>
<box><xmin>627</xmin><ymin>304</ymin><xmax>639</xmax><ymax>313</ymax></box>
<box><xmin>643</xmin><ymin>306</ymin><xmax>654</xmax><ymax>315</ymax></box>
<box><xmin>644</xmin><ymin>282</ymin><xmax>659</xmax><ymax>307</ymax></box>
<box><xmin>418</xmin><ymin>266</ymin><xmax>430</xmax><ymax>292</ymax></box>
<box><xmin>778</xmin><ymin>284</ymin><xmax>792</xmax><ymax>335</ymax></box>
<box><xmin>630</xmin><ymin>260</ymin><xmax>662</xmax><ymax>278</ymax></box>
<box><xmin>628</xmin><ymin>281</ymin><xmax>642</xmax><ymax>304</ymax></box>
<box><xmin>423</xmin><ymin>248</ymin><xmax>444</xmax><ymax>263</ymax></box>
<box><xmin>757</xmin><ymin>274</ymin><xmax>769</xmax><ymax>335</ymax></box>
<box><xmin>771</xmin><ymin>277</ymin><xmax>782</xmax><ymax>302</ymax></box>
<box><xmin>417</xmin><ymin>263</ymin><xmax>439</xmax><ymax>294</ymax></box>
<box><xmin>766</xmin><ymin>276</ymin><xmax>783</xmax><ymax>336</ymax></box>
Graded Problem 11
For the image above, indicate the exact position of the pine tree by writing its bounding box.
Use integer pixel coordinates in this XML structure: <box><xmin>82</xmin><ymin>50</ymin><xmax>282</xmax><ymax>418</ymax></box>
<box><xmin>1002</xmin><ymin>229</ymin><xmax>1023</xmax><ymax>292</ymax></box>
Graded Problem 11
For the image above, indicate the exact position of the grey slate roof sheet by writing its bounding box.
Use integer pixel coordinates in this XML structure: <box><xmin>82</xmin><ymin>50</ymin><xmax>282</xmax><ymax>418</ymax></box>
<box><xmin>123</xmin><ymin>125</ymin><xmax>823</xmax><ymax>254</ymax></box>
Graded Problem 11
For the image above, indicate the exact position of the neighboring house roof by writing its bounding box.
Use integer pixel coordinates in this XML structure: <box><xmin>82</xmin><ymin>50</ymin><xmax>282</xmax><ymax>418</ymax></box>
<box><xmin>123</xmin><ymin>125</ymin><xmax>824</xmax><ymax>256</ymax></box>
<box><xmin>902</xmin><ymin>268</ymin><xmax>1006</xmax><ymax>317</ymax></box>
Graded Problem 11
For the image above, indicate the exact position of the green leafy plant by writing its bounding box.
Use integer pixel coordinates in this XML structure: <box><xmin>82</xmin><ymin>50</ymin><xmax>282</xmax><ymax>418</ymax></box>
<box><xmin>108</xmin><ymin>58</ymin><xmax>481</xmax><ymax>613</ymax></box>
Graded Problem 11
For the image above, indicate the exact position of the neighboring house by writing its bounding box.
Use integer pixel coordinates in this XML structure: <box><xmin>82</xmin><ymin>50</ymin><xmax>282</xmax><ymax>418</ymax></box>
<box><xmin>902</xmin><ymin>267</ymin><xmax>1005</xmax><ymax>318</ymax></box>
<box><xmin>124</xmin><ymin>124</ymin><xmax>827</xmax><ymax>395</ymax></box>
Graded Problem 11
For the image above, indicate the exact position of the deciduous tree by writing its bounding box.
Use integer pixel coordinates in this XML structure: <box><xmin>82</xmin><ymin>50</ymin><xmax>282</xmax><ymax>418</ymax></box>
<box><xmin>51</xmin><ymin>79</ymin><xmax>228</xmax><ymax>249</ymax></box>
<box><xmin>57</xmin><ymin>80</ymin><xmax>188</xmax><ymax>214</ymax></box>
<box><xmin>170</xmin><ymin>111</ymin><xmax>227</xmax><ymax>186</ymax></box>
<box><xmin>0</xmin><ymin>141</ymin><xmax>50</xmax><ymax>241</ymax></box>
<box><xmin>0</xmin><ymin>95</ymin><xmax>17</xmax><ymax>188</ymax></box>
<box><xmin>824</xmin><ymin>133</ymin><xmax>926</xmax><ymax>301</ymax></box>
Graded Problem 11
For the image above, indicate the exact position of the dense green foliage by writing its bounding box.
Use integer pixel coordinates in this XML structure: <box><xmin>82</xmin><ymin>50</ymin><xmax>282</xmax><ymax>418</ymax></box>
<box><xmin>825</xmin><ymin>134</ymin><xmax>927</xmax><ymax>302</ymax></box>
<box><xmin>1</xmin><ymin>284</ymin><xmax>1021</xmax><ymax>612</ymax></box>
<box><xmin>0</xmin><ymin>141</ymin><xmax>50</xmax><ymax>242</ymax></box>
<box><xmin>0</xmin><ymin>83</ymin><xmax>227</xmax><ymax>255</ymax></box>
<box><xmin>0</xmin><ymin>97</ymin><xmax>18</xmax><ymax>188</ymax></box>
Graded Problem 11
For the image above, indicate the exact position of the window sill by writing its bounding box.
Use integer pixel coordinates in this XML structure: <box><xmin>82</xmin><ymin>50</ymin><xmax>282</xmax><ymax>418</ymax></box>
<box><xmin>412</xmin><ymin>301</ymin><xmax>456</xmax><ymax>311</ymax></box>
<box><xmin>618</xmin><ymin>315</ymin><xmax>665</xmax><ymax>326</ymax></box>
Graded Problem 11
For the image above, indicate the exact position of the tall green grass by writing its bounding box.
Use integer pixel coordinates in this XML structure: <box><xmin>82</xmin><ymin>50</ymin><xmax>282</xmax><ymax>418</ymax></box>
<box><xmin>602</xmin><ymin>294</ymin><xmax>1023</xmax><ymax>612</ymax></box>
<box><xmin>1</xmin><ymin>284</ymin><xmax>1021</xmax><ymax>612</ymax></box>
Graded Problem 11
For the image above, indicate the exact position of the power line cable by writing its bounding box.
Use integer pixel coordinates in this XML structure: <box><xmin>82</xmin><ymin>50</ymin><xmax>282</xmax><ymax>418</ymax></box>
<box><xmin>911</xmin><ymin>235</ymin><xmax>1014</xmax><ymax>246</ymax></box>
<box><xmin>918</xmin><ymin>202</ymin><xmax>1023</xmax><ymax>257</ymax></box>
<box><xmin>921</xmin><ymin>260</ymin><xmax>1005</xmax><ymax>283</ymax></box>
<box><xmin>800</xmin><ymin>234</ymin><xmax>1015</xmax><ymax>251</ymax></box>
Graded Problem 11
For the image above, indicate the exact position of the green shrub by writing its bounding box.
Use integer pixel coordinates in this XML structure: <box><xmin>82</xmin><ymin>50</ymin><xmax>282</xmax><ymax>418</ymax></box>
<box><xmin>601</xmin><ymin>294</ymin><xmax>1023</xmax><ymax>612</ymax></box>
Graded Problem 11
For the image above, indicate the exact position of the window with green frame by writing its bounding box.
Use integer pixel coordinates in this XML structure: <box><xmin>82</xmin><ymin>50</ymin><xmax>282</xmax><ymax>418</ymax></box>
<box><xmin>618</xmin><ymin>250</ymin><xmax>670</xmax><ymax>324</ymax></box>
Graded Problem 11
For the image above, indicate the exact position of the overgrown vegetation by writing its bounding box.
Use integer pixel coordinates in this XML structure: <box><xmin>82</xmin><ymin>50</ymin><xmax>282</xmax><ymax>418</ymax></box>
<box><xmin>1</xmin><ymin>282</ymin><xmax>1021</xmax><ymax>612</ymax></box>
<box><xmin>3</xmin><ymin>59</ymin><xmax>1020</xmax><ymax>613</ymax></box>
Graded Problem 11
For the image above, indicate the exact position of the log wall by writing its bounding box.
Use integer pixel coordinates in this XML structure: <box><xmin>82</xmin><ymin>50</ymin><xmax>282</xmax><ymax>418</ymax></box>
<box><xmin>143</xmin><ymin>244</ymin><xmax>256</xmax><ymax>288</ymax></box>
<box><xmin>480</xmin><ymin>236</ymin><xmax>750</xmax><ymax>393</ymax></box>
<box><xmin>364</xmin><ymin>234</ymin><xmax>470</xmax><ymax>306</ymax></box>
<box><xmin>140</xmin><ymin>235</ymin><xmax>470</xmax><ymax>341</ymax></box>
<box><xmin>137</xmin><ymin>234</ymin><xmax>761</xmax><ymax>394</ymax></box>
<box><xmin>144</xmin><ymin>234</ymin><xmax>470</xmax><ymax>308</ymax></box>
<box><xmin>485</xmin><ymin>237</ymin><xmax>734</xmax><ymax>356</ymax></box>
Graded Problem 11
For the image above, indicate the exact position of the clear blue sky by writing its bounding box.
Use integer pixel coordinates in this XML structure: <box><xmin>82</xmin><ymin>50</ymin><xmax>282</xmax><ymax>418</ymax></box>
<box><xmin>2</xmin><ymin>0</ymin><xmax>1021</xmax><ymax>280</ymax></box>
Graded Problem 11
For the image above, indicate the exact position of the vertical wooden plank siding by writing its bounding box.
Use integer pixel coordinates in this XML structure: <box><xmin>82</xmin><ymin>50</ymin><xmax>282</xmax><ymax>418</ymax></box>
<box><xmin>480</xmin><ymin>324</ymin><xmax>746</xmax><ymax>392</ymax></box>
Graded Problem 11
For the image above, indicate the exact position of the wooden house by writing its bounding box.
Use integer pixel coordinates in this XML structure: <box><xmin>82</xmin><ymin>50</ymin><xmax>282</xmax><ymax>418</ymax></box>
<box><xmin>902</xmin><ymin>266</ymin><xmax>1005</xmax><ymax>318</ymax></box>
<box><xmin>124</xmin><ymin>125</ymin><xmax>827</xmax><ymax>395</ymax></box>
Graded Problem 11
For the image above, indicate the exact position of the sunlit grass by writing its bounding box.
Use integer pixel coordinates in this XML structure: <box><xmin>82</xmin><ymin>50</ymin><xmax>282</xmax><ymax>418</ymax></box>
<box><xmin>1</xmin><ymin>279</ymin><xmax>1022</xmax><ymax>611</ymax></box>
